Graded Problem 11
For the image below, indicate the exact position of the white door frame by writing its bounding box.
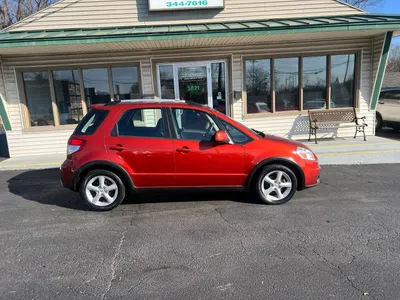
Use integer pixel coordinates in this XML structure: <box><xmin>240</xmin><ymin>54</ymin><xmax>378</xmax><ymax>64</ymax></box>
<box><xmin>156</xmin><ymin>60</ymin><xmax>229</xmax><ymax>114</ymax></box>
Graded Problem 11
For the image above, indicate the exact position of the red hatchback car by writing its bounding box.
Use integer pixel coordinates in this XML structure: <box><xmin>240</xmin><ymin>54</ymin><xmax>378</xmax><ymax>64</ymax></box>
<box><xmin>60</xmin><ymin>100</ymin><xmax>320</xmax><ymax>211</ymax></box>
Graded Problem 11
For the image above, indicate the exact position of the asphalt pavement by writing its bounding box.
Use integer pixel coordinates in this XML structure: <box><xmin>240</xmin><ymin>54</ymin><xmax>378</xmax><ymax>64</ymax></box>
<box><xmin>1</xmin><ymin>165</ymin><xmax>400</xmax><ymax>300</ymax></box>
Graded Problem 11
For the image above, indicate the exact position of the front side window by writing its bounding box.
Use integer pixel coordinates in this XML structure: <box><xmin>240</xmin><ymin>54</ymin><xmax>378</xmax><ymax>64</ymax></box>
<box><xmin>83</xmin><ymin>68</ymin><xmax>111</xmax><ymax>105</ymax></box>
<box><xmin>331</xmin><ymin>54</ymin><xmax>355</xmax><ymax>108</ymax></box>
<box><xmin>23</xmin><ymin>71</ymin><xmax>54</xmax><ymax>127</ymax></box>
<box><xmin>220</xmin><ymin>119</ymin><xmax>251</xmax><ymax>144</ymax></box>
<box><xmin>383</xmin><ymin>91</ymin><xmax>400</xmax><ymax>100</ymax></box>
<box><xmin>112</xmin><ymin>67</ymin><xmax>140</xmax><ymax>100</ymax></box>
<box><xmin>171</xmin><ymin>108</ymin><xmax>219</xmax><ymax>141</ymax></box>
<box><xmin>275</xmin><ymin>58</ymin><xmax>299</xmax><ymax>112</ymax></box>
<box><xmin>116</xmin><ymin>108</ymin><xmax>165</xmax><ymax>138</ymax></box>
<box><xmin>53</xmin><ymin>70</ymin><xmax>83</xmax><ymax>125</ymax></box>
<box><xmin>246</xmin><ymin>59</ymin><xmax>271</xmax><ymax>114</ymax></box>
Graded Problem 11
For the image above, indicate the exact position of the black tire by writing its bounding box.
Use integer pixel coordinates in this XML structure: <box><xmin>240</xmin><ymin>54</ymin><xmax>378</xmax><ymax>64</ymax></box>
<box><xmin>375</xmin><ymin>113</ymin><xmax>383</xmax><ymax>132</ymax></box>
<box><xmin>79</xmin><ymin>169</ymin><xmax>126</xmax><ymax>211</ymax></box>
<box><xmin>255</xmin><ymin>164</ymin><xmax>297</xmax><ymax>205</ymax></box>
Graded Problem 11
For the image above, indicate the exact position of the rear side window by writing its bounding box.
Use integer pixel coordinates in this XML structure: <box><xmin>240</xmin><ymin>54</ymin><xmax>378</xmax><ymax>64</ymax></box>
<box><xmin>74</xmin><ymin>109</ymin><xmax>109</xmax><ymax>135</ymax></box>
<box><xmin>115</xmin><ymin>108</ymin><xmax>166</xmax><ymax>138</ymax></box>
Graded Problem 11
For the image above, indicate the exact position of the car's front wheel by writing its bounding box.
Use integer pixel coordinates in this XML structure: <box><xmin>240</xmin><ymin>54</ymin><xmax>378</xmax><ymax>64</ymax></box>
<box><xmin>80</xmin><ymin>169</ymin><xmax>126</xmax><ymax>211</ymax></box>
<box><xmin>375</xmin><ymin>113</ymin><xmax>383</xmax><ymax>132</ymax></box>
<box><xmin>255</xmin><ymin>165</ymin><xmax>297</xmax><ymax>205</ymax></box>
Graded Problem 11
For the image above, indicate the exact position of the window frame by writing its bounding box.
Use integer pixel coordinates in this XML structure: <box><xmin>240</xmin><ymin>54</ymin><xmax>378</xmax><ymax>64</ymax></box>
<box><xmin>242</xmin><ymin>50</ymin><xmax>361</xmax><ymax>119</ymax></box>
<box><xmin>16</xmin><ymin>63</ymin><xmax>142</xmax><ymax>131</ymax></box>
<box><xmin>112</xmin><ymin>107</ymin><xmax>171</xmax><ymax>139</ymax></box>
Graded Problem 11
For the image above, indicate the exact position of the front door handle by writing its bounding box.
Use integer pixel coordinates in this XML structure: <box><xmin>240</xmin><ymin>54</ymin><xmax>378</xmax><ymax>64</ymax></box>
<box><xmin>176</xmin><ymin>146</ymin><xmax>190</xmax><ymax>153</ymax></box>
<box><xmin>110</xmin><ymin>144</ymin><xmax>126</xmax><ymax>151</ymax></box>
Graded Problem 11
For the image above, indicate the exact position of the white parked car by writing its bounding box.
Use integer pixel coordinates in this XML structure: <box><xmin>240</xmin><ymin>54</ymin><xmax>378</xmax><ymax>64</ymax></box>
<box><xmin>376</xmin><ymin>87</ymin><xmax>400</xmax><ymax>132</ymax></box>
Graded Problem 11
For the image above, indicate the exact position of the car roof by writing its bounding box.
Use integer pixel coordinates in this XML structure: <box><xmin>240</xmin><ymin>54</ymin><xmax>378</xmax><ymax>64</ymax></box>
<box><xmin>90</xmin><ymin>99</ymin><xmax>214</xmax><ymax>111</ymax></box>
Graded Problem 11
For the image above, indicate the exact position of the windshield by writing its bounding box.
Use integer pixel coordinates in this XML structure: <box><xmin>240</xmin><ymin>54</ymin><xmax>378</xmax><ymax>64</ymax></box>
<box><xmin>211</xmin><ymin>109</ymin><xmax>266</xmax><ymax>138</ymax></box>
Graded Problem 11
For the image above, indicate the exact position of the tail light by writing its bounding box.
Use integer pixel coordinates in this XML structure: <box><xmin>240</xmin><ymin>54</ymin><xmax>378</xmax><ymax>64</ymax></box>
<box><xmin>67</xmin><ymin>138</ymin><xmax>85</xmax><ymax>156</ymax></box>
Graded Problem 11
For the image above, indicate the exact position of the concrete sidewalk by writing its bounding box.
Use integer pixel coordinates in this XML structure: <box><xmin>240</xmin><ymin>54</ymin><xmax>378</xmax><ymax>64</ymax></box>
<box><xmin>0</xmin><ymin>135</ymin><xmax>400</xmax><ymax>170</ymax></box>
<box><xmin>302</xmin><ymin>135</ymin><xmax>400</xmax><ymax>165</ymax></box>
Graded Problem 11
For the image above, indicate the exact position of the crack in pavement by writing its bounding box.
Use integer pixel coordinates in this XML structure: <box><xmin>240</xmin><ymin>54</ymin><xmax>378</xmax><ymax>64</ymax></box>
<box><xmin>101</xmin><ymin>227</ymin><xmax>127</xmax><ymax>300</ymax></box>
<box><xmin>214</xmin><ymin>208</ymin><xmax>246</xmax><ymax>253</ymax></box>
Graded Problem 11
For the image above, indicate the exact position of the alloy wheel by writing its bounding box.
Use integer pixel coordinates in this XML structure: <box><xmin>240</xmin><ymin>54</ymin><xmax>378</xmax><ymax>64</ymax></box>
<box><xmin>85</xmin><ymin>175</ymin><xmax>119</xmax><ymax>207</ymax></box>
<box><xmin>260</xmin><ymin>170</ymin><xmax>292</xmax><ymax>201</ymax></box>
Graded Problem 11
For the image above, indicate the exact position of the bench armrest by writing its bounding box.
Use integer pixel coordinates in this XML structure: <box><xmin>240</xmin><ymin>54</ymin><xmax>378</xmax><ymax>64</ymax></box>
<box><xmin>354</xmin><ymin>116</ymin><xmax>367</xmax><ymax>126</ymax></box>
<box><xmin>309</xmin><ymin>119</ymin><xmax>319</xmax><ymax>128</ymax></box>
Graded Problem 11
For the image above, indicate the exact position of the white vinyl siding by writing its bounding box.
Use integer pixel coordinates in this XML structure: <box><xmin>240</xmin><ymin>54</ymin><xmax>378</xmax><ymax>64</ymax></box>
<box><xmin>0</xmin><ymin>36</ymin><xmax>376</xmax><ymax>156</ymax></box>
<box><xmin>5</xmin><ymin>0</ymin><xmax>363</xmax><ymax>32</ymax></box>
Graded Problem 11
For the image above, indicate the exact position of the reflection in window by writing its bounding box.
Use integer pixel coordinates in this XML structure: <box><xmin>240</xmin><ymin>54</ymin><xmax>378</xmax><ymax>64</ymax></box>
<box><xmin>53</xmin><ymin>70</ymin><xmax>83</xmax><ymax>125</ymax></box>
<box><xmin>246</xmin><ymin>59</ymin><xmax>271</xmax><ymax>114</ymax></box>
<box><xmin>275</xmin><ymin>58</ymin><xmax>299</xmax><ymax>111</ymax></box>
<box><xmin>83</xmin><ymin>68</ymin><xmax>111</xmax><ymax>105</ymax></box>
<box><xmin>112</xmin><ymin>67</ymin><xmax>140</xmax><ymax>100</ymax></box>
<box><xmin>159</xmin><ymin>65</ymin><xmax>175</xmax><ymax>99</ymax></box>
<box><xmin>303</xmin><ymin>57</ymin><xmax>327</xmax><ymax>110</ymax></box>
<box><xmin>211</xmin><ymin>62</ymin><xmax>226</xmax><ymax>114</ymax></box>
<box><xmin>331</xmin><ymin>54</ymin><xmax>355</xmax><ymax>108</ymax></box>
<box><xmin>172</xmin><ymin>108</ymin><xmax>219</xmax><ymax>141</ymax></box>
<box><xmin>23</xmin><ymin>71</ymin><xmax>54</xmax><ymax>127</ymax></box>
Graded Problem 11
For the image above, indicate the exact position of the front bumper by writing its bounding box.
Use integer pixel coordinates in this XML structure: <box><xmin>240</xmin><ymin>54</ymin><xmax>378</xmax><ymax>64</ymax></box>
<box><xmin>304</xmin><ymin>160</ymin><xmax>321</xmax><ymax>188</ymax></box>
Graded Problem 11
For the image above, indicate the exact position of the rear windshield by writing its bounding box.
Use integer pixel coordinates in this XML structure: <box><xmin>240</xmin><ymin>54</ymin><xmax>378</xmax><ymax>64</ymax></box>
<box><xmin>74</xmin><ymin>109</ymin><xmax>109</xmax><ymax>135</ymax></box>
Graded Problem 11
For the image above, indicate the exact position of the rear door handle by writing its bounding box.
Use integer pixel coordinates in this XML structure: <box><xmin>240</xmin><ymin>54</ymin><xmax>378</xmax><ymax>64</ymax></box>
<box><xmin>110</xmin><ymin>144</ymin><xmax>126</xmax><ymax>151</ymax></box>
<box><xmin>176</xmin><ymin>146</ymin><xmax>190</xmax><ymax>153</ymax></box>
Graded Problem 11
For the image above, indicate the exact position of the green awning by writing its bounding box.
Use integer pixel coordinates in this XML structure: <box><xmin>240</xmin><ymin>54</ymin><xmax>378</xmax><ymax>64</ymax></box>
<box><xmin>0</xmin><ymin>14</ymin><xmax>399</xmax><ymax>48</ymax></box>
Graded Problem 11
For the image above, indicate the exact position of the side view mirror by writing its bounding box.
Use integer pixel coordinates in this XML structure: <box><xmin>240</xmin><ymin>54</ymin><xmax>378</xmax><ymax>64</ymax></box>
<box><xmin>214</xmin><ymin>130</ymin><xmax>229</xmax><ymax>144</ymax></box>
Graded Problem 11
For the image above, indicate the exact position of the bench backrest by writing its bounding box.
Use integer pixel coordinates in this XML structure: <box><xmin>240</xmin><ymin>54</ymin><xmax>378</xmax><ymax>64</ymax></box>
<box><xmin>308</xmin><ymin>108</ymin><xmax>356</xmax><ymax>123</ymax></box>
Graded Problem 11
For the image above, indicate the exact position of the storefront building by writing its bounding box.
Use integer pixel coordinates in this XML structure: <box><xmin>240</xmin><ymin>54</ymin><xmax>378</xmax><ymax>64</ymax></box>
<box><xmin>0</xmin><ymin>0</ymin><xmax>399</xmax><ymax>157</ymax></box>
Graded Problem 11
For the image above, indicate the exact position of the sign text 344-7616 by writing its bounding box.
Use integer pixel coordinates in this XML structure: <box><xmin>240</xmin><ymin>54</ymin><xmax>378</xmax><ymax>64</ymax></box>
<box><xmin>148</xmin><ymin>0</ymin><xmax>224</xmax><ymax>11</ymax></box>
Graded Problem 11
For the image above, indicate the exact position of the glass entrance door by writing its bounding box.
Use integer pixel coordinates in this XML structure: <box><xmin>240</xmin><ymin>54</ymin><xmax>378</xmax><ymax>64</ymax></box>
<box><xmin>158</xmin><ymin>61</ymin><xmax>228</xmax><ymax>115</ymax></box>
<box><xmin>177</xmin><ymin>66</ymin><xmax>208</xmax><ymax>105</ymax></box>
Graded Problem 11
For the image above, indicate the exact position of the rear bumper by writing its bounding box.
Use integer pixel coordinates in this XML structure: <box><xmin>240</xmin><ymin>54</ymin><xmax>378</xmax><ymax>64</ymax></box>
<box><xmin>60</xmin><ymin>159</ymin><xmax>75</xmax><ymax>191</ymax></box>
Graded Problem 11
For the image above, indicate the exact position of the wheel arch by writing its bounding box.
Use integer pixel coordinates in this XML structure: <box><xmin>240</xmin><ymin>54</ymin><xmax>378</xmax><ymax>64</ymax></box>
<box><xmin>73</xmin><ymin>161</ymin><xmax>135</xmax><ymax>192</ymax></box>
<box><xmin>246</xmin><ymin>157</ymin><xmax>306</xmax><ymax>191</ymax></box>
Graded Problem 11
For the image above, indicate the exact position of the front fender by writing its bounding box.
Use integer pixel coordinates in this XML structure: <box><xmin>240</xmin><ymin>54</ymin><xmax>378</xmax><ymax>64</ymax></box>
<box><xmin>245</xmin><ymin>157</ymin><xmax>306</xmax><ymax>191</ymax></box>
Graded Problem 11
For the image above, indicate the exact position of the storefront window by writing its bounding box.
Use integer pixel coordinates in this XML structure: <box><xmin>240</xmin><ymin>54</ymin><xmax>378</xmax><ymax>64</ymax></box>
<box><xmin>159</xmin><ymin>65</ymin><xmax>175</xmax><ymax>99</ymax></box>
<box><xmin>331</xmin><ymin>54</ymin><xmax>355</xmax><ymax>108</ymax></box>
<box><xmin>303</xmin><ymin>56</ymin><xmax>327</xmax><ymax>110</ymax></box>
<box><xmin>23</xmin><ymin>71</ymin><xmax>54</xmax><ymax>126</ymax></box>
<box><xmin>53</xmin><ymin>70</ymin><xmax>83</xmax><ymax>125</ymax></box>
<box><xmin>275</xmin><ymin>58</ymin><xmax>299</xmax><ymax>112</ymax></box>
<box><xmin>246</xmin><ymin>59</ymin><xmax>271</xmax><ymax>114</ymax></box>
<box><xmin>211</xmin><ymin>62</ymin><xmax>226</xmax><ymax>114</ymax></box>
<box><xmin>244</xmin><ymin>53</ymin><xmax>356</xmax><ymax>115</ymax></box>
<box><xmin>112</xmin><ymin>66</ymin><xmax>140</xmax><ymax>100</ymax></box>
<box><xmin>83</xmin><ymin>68</ymin><xmax>111</xmax><ymax>105</ymax></box>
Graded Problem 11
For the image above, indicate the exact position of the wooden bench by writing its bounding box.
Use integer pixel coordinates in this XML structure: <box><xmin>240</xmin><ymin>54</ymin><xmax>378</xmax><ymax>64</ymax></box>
<box><xmin>308</xmin><ymin>108</ymin><xmax>368</xmax><ymax>144</ymax></box>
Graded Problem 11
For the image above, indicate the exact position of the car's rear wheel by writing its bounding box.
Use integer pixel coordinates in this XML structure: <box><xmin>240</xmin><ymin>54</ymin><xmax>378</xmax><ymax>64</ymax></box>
<box><xmin>80</xmin><ymin>169</ymin><xmax>126</xmax><ymax>211</ymax></box>
<box><xmin>255</xmin><ymin>165</ymin><xmax>297</xmax><ymax>205</ymax></box>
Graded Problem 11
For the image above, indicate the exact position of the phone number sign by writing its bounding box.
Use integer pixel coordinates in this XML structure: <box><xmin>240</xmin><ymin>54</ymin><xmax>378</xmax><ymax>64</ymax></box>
<box><xmin>149</xmin><ymin>0</ymin><xmax>224</xmax><ymax>11</ymax></box>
